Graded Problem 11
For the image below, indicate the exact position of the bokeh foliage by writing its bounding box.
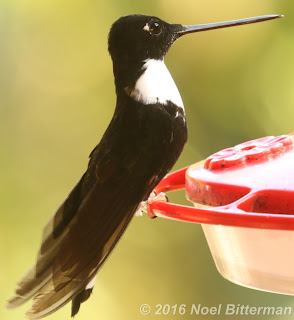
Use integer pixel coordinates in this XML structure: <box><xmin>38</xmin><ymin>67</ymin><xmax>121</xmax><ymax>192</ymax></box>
<box><xmin>1</xmin><ymin>1</ymin><xmax>294</xmax><ymax>320</ymax></box>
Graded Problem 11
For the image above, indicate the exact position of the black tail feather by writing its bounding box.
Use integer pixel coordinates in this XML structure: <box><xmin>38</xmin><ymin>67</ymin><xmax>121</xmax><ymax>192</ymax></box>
<box><xmin>71</xmin><ymin>288</ymin><xmax>93</xmax><ymax>318</ymax></box>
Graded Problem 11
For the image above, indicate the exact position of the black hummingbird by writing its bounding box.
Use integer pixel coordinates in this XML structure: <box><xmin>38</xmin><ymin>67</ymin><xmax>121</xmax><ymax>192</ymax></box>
<box><xmin>7</xmin><ymin>13</ymin><xmax>282</xmax><ymax>319</ymax></box>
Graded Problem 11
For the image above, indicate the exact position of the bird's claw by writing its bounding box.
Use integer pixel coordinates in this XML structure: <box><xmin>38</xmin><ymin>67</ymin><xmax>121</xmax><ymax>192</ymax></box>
<box><xmin>134</xmin><ymin>190</ymin><xmax>168</xmax><ymax>218</ymax></box>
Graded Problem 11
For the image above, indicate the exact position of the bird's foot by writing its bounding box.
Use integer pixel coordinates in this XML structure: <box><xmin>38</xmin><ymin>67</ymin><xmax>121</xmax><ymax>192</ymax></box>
<box><xmin>134</xmin><ymin>190</ymin><xmax>168</xmax><ymax>218</ymax></box>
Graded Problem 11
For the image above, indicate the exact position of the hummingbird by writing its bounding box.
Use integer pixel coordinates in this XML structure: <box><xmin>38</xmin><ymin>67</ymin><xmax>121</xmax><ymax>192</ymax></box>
<box><xmin>7</xmin><ymin>13</ymin><xmax>282</xmax><ymax>319</ymax></box>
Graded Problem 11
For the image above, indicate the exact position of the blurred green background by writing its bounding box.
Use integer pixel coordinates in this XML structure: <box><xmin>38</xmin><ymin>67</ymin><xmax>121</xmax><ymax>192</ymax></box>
<box><xmin>1</xmin><ymin>0</ymin><xmax>294</xmax><ymax>319</ymax></box>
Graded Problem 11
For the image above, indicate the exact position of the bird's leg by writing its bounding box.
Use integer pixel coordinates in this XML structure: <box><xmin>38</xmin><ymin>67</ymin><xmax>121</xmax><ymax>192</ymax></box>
<box><xmin>134</xmin><ymin>190</ymin><xmax>168</xmax><ymax>218</ymax></box>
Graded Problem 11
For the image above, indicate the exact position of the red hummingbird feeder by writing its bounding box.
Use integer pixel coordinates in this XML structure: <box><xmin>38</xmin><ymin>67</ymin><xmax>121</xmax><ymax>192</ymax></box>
<box><xmin>149</xmin><ymin>133</ymin><xmax>294</xmax><ymax>295</ymax></box>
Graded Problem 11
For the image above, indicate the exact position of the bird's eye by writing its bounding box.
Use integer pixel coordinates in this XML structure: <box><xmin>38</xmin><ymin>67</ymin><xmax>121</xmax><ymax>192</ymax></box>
<box><xmin>149</xmin><ymin>21</ymin><xmax>162</xmax><ymax>35</ymax></box>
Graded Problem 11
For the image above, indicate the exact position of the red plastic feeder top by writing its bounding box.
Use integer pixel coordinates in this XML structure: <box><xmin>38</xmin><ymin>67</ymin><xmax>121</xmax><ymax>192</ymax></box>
<box><xmin>149</xmin><ymin>133</ymin><xmax>294</xmax><ymax>230</ymax></box>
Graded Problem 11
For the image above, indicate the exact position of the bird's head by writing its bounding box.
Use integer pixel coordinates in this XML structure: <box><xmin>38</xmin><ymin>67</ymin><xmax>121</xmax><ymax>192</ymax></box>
<box><xmin>108</xmin><ymin>13</ymin><xmax>282</xmax><ymax>65</ymax></box>
<box><xmin>108</xmin><ymin>14</ymin><xmax>182</xmax><ymax>64</ymax></box>
<box><xmin>108</xmin><ymin>14</ymin><xmax>282</xmax><ymax>94</ymax></box>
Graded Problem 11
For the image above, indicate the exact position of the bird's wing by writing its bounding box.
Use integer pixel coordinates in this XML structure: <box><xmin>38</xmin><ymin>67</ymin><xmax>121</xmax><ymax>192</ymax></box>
<box><xmin>7</xmin><ymin>153</ymin><xmax>152</xmax><ymax>319</ymax></box>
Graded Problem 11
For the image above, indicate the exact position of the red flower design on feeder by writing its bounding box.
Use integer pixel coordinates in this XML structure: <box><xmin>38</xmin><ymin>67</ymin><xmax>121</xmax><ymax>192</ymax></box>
<box><xmin>204</xmin><ymin>135</ymin><xmax>293</xmax><ymax>171</ymax></box>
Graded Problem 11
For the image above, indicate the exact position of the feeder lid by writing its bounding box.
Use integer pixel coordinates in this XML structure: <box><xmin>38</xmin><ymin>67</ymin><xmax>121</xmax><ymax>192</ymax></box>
<box><xmin>186</xmin><ymin>134</ymin><xmax>294</xmax><ymax>212</ymax></box>
<box><xmin>149</xmin><ymin>133</ymin><xmax>294</xmax><ymax>229</ymax></box>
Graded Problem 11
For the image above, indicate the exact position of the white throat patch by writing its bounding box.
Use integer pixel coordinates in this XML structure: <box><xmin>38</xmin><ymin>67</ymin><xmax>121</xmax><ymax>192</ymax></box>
<box><xmin>127</xmin><ymin>59</ymin><xmax>184</xmax><ymax>109</ymax></box>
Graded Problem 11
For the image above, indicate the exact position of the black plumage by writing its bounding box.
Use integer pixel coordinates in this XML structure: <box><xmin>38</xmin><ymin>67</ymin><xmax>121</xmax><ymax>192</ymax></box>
<box><xmin>7</xmin><ymin>15</ymin><xmax>187</xmax><ymax>319</ymax></box>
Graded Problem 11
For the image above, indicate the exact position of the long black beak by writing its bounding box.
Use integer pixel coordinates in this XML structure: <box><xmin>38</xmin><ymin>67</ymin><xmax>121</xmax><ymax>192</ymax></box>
<box><xmin>177</xmin><ymin>14</ymin><xmax>283</xmax><ymax>36</ymax></box>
